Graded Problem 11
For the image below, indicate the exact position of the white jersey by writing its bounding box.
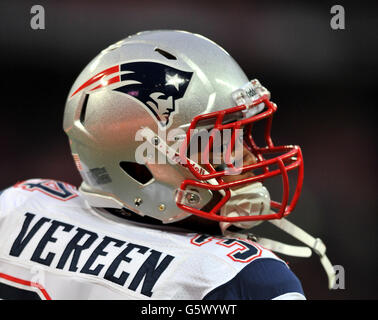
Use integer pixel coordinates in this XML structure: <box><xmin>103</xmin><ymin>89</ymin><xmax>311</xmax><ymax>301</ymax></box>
<box><xmin>0</xmin><ymin>179</ymin><xmax>305</xmax><ymax>300</ymax></box>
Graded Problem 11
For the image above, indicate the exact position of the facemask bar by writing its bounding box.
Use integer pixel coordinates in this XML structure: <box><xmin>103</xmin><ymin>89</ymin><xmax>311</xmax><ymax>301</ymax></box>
<box><xmin>176</xmin><ymin>80</ymin><xmax>304</xmax><ymax>223</ymax></box>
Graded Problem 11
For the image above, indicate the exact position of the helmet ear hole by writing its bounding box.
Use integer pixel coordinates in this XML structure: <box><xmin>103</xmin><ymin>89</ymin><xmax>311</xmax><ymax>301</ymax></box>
<box><xmin>119</xmin><ymin>161</ymin><xmax>154</xmax><ymax>185</ymax></box>
<box><xmin>79</xmin><ymin>94</ymin><xmax>90</xmax><ymax>125</ymax></box>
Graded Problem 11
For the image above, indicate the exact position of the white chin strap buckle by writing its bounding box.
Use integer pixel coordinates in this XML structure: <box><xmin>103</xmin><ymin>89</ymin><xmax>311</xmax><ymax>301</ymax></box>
<box><xmin>312</xmin><ymin>238</ymin><xmax>326</xmax><ymax>256</ymax></box>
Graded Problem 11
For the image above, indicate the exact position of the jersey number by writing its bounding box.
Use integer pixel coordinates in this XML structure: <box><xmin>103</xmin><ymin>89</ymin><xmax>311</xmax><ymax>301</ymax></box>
<box><xmin>190</xmin><ymin>235</ymin><xmax>262</xmax><ymax>263</ymax></box>
<box><xmin>15</xmin><ymin>180</ymin><xmax>78</xmax><ymax>201</ymax></box>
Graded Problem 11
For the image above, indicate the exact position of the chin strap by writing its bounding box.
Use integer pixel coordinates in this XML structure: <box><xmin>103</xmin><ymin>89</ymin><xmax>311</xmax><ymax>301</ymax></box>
<box><xmin>266</xmin><ymin>218</ymin><xmax>336</xmax><ymax>289</ymax></box>
<box><xmin>223</xmin><ymin>217</ymin><xmax>336</xmax><ymax>289</ymax></box>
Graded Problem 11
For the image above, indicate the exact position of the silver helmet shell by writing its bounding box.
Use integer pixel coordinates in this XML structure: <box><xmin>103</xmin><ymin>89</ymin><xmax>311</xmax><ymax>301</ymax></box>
<box><xmin>63</xmin><ymin>30</ymin><xmax>250</xmax><ymax>223</ymax></box>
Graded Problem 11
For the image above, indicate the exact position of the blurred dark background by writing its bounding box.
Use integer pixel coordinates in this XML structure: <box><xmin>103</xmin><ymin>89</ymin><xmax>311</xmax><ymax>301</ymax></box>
<box><xmin>0</xmin><ymin>0</ymin><xmax>377</xmax><ymax>299</ymax></box>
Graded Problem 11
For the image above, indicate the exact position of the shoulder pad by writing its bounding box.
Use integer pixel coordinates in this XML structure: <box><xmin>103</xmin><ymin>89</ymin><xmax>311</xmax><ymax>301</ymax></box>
<box><xmin>203</xmin><ymin>257</ymin><xmax>305</xmax><ymax>300</ymax></box>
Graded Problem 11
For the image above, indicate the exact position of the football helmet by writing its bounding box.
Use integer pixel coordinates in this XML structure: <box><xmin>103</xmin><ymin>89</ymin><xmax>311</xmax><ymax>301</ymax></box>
<box><xmin>64</xmin><ymin>30</ymin><xmax>303</xmax><ymax>225</ymax></box>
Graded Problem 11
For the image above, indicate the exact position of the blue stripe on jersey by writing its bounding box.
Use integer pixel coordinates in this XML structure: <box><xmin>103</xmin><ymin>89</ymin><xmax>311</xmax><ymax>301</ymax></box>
<box><xmin>203</xmin><ymin>258</ymin><xmax>304</xmax><ymax>300</ymax></box>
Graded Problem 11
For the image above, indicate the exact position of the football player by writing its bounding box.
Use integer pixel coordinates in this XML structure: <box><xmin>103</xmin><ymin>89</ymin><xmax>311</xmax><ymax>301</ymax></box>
<box><xmin>0</xmin><ymin>30</ymin><xmax>335</xmax><ymax>300</ymax></box>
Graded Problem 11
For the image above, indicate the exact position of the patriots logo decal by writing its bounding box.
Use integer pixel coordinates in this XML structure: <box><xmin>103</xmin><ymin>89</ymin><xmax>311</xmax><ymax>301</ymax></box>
<box><xmin>71</xmin><ymin>62</ymin><xmax>193</xmax><ymax>127</ymax></box>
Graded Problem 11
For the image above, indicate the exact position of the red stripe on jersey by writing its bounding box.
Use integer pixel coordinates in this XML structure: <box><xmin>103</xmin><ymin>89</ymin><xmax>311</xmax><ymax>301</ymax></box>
<box><xmin>0</xmin><ymin>272</ymin><xmax>52</xmax><ymax>300</ymax></box>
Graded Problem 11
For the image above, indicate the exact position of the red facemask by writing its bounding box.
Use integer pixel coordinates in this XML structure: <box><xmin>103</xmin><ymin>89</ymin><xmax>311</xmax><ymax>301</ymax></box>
<box><xmin>176</xmin><ymin>80</ymin><xmax>304</xmax><ymax>223</ymax></box>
